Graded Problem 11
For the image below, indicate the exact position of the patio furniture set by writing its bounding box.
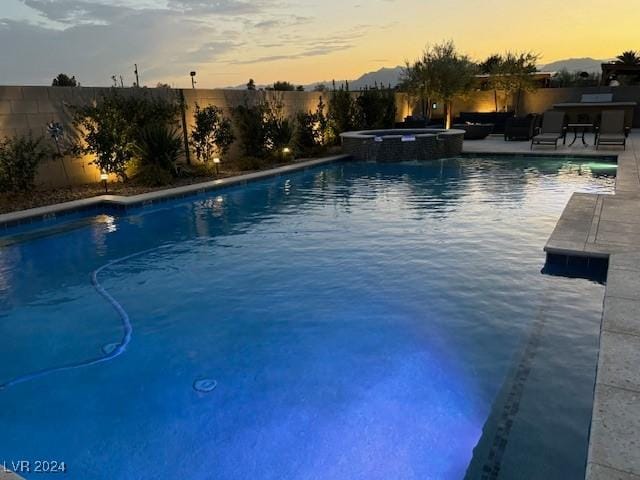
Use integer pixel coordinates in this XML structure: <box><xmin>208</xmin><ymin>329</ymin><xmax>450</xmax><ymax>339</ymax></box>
<box><xmin>530</xmin><ymin>109</ymin><xmax>629</xmax><ymax>150</ymax></box>
<box><xmin>397</xmin><ymin>92</ymin><xmax>635</xmax><ymax>149</ymax></box>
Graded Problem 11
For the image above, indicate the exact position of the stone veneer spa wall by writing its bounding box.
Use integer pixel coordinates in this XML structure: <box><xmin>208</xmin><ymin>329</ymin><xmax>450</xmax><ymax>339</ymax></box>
<box><xmin>340</xmin><ymin>129</ymin><xmax>465</xmax><ymax>162</ymax></box>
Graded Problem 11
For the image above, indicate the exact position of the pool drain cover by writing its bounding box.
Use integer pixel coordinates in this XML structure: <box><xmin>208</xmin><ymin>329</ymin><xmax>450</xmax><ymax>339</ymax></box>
<box><xmin>193</xmin><ymin>379</ymin><xmax>217</xmax><ymax>393</ymax></box>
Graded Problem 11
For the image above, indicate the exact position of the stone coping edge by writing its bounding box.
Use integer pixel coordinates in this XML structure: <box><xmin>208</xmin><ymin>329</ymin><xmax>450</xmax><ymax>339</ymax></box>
<box><xmin>0</xmin><ymin>155</ymin><xmax>350</xmax><ymax>231</ymax></box>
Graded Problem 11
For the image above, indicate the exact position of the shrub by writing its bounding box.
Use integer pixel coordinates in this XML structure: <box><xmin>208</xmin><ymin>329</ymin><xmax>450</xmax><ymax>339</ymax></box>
<box><xmin>133</xmin><ymin>124</ymin><xmax>182</xmax><ymax>171</ymax></box>
<box><xmin>73</xmin><ymin>89</ymin><xmax>180</xmax><ymax>180</ymax></box>
<box><xmin>190</xmin><ymin>104</ymin><xmax>235</xmax><ymax>163</ymax></box>
<box><xmin>356</xmin><ymin>86</ymin><xmax>397</xmax><ymax>129</ymax></box>
<box><xmin>232</xmin><ymin>92</ymin><xmax>294</xmax><ymax>160</ymax></box>
<box><xmin>233</xmin><ymin>156</ymin><xmax>270</xmax><ymax>171</ymax></box>
<box><xmin>328</xmin><ymin>82</ymin><xmax>360</xmax><ymax>143</ymax></box>
<box><xmin>0</xmin><ymin>135</ymin><xmax>49</xmax><ymax>192</ymax></box>
<box><xmin>294</xmin><ymin>97</ymin><xmax>329</xmax><ymax>156</ymax></box>
<box><xmin>263</xmin><ymin>92</ymin><xmax>294</xmax><ymax>158</ymax></box>
<box><xmin>232</xmin><ymin>102</ymin><xmax>268</xmax><ymax>158</ymax></box>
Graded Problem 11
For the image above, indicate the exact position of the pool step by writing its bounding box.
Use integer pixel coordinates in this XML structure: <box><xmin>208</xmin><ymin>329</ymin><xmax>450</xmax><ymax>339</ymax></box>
<box><xmin>544</xmin><ymin>192</ymin><xmax>608</xmax><ymax>260</ymax></box>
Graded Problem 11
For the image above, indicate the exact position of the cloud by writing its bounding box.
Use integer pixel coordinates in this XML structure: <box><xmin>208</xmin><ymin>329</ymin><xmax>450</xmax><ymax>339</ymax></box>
<box><xmin>0</xmin><ymin>1</ymin><xmax>386</xmax><ymax>86</ymax></box>
<box><xmin>231</xmin><ymin>44</ymin><xmax>353</xmax><ymax>65</ymax></box>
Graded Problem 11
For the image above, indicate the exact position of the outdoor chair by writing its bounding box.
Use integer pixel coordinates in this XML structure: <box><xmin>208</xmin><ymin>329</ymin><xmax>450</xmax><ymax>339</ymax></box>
<box><xmin>505</xmin><ymin>114</ymin><xmax>539</xmax><ymax>141</ymax></box>
<box><xmin>596</xmin><ymin>110</ymin><xmax>627</xmax><ymax>150</ymax></box>
<box><xmin>531</xmin><ymin>111</ymin><xmax>567</xmax><ymax>149</ymax></box>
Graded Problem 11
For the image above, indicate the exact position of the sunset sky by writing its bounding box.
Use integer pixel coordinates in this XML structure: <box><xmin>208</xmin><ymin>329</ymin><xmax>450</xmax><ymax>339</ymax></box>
<box><xmin>1</xmin><ymin>0</ymin><xmax>639</xmax><ymax>88</ymax></box>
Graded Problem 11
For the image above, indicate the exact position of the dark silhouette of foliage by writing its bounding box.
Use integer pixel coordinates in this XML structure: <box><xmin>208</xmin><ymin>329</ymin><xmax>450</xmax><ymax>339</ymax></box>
<box><xmin>328</xmin><ymin>81</ymin><xmax>360</xmax><ymax>143</ymax></box>
<box><xmin>52</xmin><ymin>73</ymin><xmax>78</xmax><ymax>87</ymax></box>
<box><xmin>294</xmin><ymin>96</ymin><xmax>329</xmax><ymax>156</ymax></box>
<box><xmin>356</xmin><ymin>85</ymin><xmax>396</xmax><ymax>129</ymax></box>
<box><xmin>615</xmin><ymin>51</ymin><xmax>640</xmax><ymax>65</ymax></box>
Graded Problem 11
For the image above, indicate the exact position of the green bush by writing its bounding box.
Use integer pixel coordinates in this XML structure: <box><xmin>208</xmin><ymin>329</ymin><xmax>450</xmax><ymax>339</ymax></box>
<box><xmin>356</xmin><ymin>86</ymin><xmax>397</xmax><ymax>129</ymax></box>
<box><xmin>232</xmin><ymin>92</ymin><xmax>294</xmax><ymax>160</ymax></box>
<box><xmin>233</xmin><ymin>156</ymin><xmax>271</xmax><ymax>171</ymax></box>
<box><xmin>190</xmin><ymin>104</ymin><xmax>235</xmax><ymax>163</ymax></box>
<box><xmin>133</xmin><ymin>164</ymin><xmax>174</xmax><ymax>187</ymax></box>
<box><xmin>131</xmin><ymin>124</ymin><xmax>182</xmax><ymax>186</ymax></box>
<box><xmin>328</xmin><ymin>82</ymin><xmax>360</xmax><ymax>143</ymax></box>
<box><xmin>0</xmin><ymin>135</ymin><xmax>49</xmax><ymax>192</ymax></box>
<box><xmin>294</xmin><ymin>97</ymin><xmax>329</xmax><ymax>156</ymax></box>
<box><xmin>73</xmin><ymin>89</ymin><xmax>180</xmax><ymax>180</ymax></box>
<box><xmin>232</xmin><ymin>102</ymin><xmax>268</xmax><ymax>158</ymax></box>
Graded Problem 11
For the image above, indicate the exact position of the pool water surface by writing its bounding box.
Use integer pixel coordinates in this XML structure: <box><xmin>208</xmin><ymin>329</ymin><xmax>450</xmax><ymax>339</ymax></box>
<box><xmin>0</xmin><ymin>157</ymin><xmax>616</xmax><ymax>479</ymax></box>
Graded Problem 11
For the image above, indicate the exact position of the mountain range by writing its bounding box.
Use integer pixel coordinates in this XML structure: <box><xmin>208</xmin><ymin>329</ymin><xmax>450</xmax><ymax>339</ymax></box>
<box><xmin>235</xmin><ymin>58</ymin><xmax>611</xmax><ymax>91</ymax></box>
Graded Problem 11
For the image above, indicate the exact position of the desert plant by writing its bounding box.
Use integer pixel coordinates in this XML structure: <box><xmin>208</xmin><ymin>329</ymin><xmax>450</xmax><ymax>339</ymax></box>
<box><xmin>132</xmin><ymin>124</ymin><xmax>182</xmax><ymax>186</ymax></box>
<box><xmin>72</xmin><ymin>89</ymin><xmax>180</xmax><ymax>180</ymax></box>
<box><xmin>190</xmin><ymin>104</ymin><xmax>235</xmax><ymax>163</ymax></box>
<box><xmin>0</xmin><ymin>135</ymin><xmax>49</xmax><ymax>192</ymax></box>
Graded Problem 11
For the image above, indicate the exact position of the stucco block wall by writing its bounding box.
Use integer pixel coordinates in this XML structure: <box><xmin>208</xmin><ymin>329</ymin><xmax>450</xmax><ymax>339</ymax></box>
<box><xmin>0</xmin><ymin>84</ymin><xmax>638</xmax><ymax>188</ymax></box>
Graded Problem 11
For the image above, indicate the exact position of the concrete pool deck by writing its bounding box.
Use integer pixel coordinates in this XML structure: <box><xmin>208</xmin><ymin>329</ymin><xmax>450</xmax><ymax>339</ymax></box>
<box><xmin>465</xmin><ymin>132</ymin><xmax>640</xmax><ymax>479</ymax></box>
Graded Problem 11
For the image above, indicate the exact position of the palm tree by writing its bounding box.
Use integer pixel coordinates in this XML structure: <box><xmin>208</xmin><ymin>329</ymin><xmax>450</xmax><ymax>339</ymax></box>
<box><xmin>615</xmin><ymin>51</ymin><xmax>640</xmax><ymax>65</ymax></box>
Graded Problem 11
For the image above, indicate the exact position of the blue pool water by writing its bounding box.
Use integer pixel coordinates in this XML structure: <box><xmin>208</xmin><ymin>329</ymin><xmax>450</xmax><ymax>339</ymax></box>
<box><xmin>0</xmin><ymin>157</ymin><xmax>616</xmax><ymax>479</ymax></box>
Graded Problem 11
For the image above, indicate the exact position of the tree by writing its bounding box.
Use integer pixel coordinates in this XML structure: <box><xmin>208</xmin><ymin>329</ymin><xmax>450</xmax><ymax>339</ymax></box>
<box><xmin>156</xmin><ymin>82</ymin><xmax>172</xmax><ymax>89</ymax></box>
<box><xmin>399</xmin><ymin>58</ymin><xmax>436</xmax><ymax>120</ymax></box>
<box><xmin>492</xmin><ymin>52</ymin><xmax>539</xmax><ymax>115</ymax></box>
<box><xmin>52</xmin><ymin>73</ymin><xmax>77</xmax><ymax>87</ymax></box>
<box><xmin>271</xmin><ymin>81</ymin><xmax>296</xmax><ymax>91</ymax></box>
<box><xmin>313</xmin><ymin>83</ymin><xmax>328</xmax><ymax>92</ymax></box>
<box><xmin>421</xmin><ymin>41</ymin><xmax>477</xmax><ymax>128</ymax></box>
<box><xmin>615</xmin><ymin>51</ymin><xmax>640</xmax><ymax>65</ymax></box>
<box><xmin>247</xmin><ymin>78</ymin><xmax>256</xmax><ymax>90</ymax></box>
<box><xmin>479</xmin><ymin>54</ymin><xmax>503</xmax><ymax>111</ymax></box>
<box><xmin>296</xmin><ymin>85</ymin><xmax>304</xmax><ymax>91</ymax></box>
<box><xmin>190</xmin><ymin>103</ymin><xmax>235</xmax><ymax>163</ymax></box>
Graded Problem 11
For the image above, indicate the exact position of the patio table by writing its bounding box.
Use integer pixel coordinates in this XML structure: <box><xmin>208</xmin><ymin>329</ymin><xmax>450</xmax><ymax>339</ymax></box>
<box><xmin>566</xmin><ymin>123</ymin><xmax>593</xmax><ymax>146</ymax></box>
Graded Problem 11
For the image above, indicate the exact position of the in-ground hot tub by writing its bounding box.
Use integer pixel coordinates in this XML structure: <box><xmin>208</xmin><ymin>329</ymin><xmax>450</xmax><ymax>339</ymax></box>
<box><xmin>340</xmin><ymin>128</ymin><xmax>465</xmax><ymax>162</ymax></box>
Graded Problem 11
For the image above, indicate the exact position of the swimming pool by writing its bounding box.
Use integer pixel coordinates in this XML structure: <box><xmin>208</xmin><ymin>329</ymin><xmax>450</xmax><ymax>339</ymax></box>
<box><xmin>0</xmin><ymin>157</ymin><xmax>616</xmax><ymax>479</ymax></box>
